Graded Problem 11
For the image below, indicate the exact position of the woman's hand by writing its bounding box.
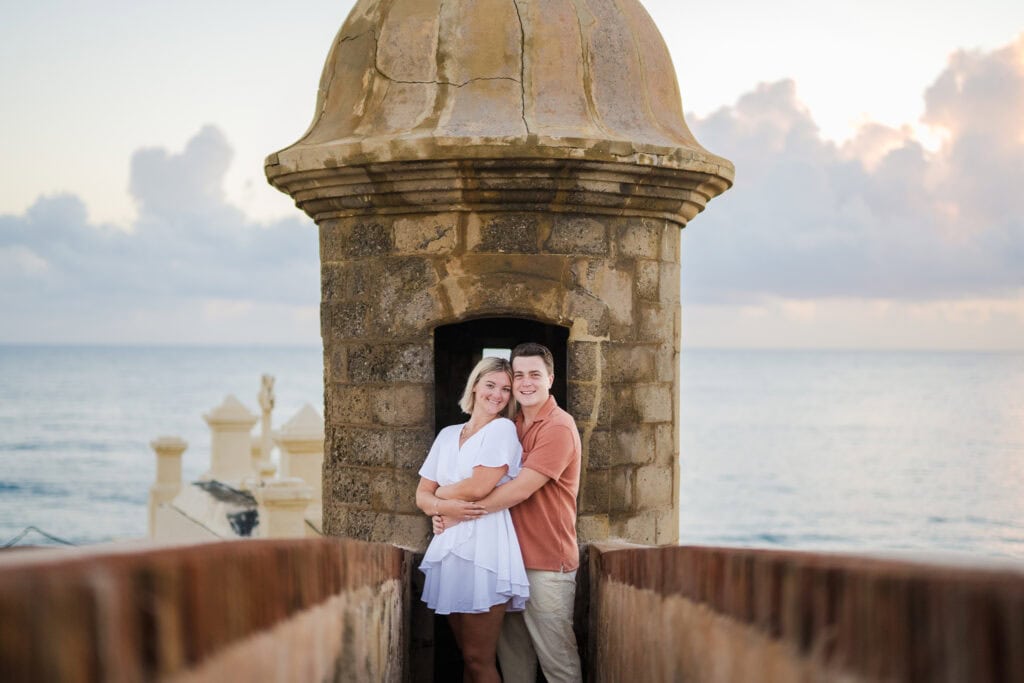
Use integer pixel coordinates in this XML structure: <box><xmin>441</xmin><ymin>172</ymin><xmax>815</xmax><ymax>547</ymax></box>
<box><xmin>438</xmin><ymin>498</ymin><xmax>486</xmax><ymax>522</ymax></box>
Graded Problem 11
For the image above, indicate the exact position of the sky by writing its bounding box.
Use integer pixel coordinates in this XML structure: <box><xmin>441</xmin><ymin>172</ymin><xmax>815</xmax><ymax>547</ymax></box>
<box><xmin>1</xmin><ymin>1</ymin><xmax>1023</xmax><ymax>349</ymax></box>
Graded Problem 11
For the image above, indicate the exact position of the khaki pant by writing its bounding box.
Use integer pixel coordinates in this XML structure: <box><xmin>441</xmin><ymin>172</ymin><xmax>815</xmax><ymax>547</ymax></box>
<box><xmin>497</xmin><ymin>569</ymin><xmax>582</xmax><ymax>683</ymax></box>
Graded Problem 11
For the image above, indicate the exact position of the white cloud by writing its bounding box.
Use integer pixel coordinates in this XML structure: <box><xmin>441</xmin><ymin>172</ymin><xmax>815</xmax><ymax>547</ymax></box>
<box><xmin>0</xmin><ymin>126</ymin><xmax>319</xmax><ymax>344</ymax></box>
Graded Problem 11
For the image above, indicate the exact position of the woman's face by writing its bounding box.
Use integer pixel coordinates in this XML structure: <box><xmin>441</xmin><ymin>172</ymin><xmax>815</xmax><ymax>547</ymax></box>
<box><xmin>473</xmin><ymin>370</ymin><xmax>513</xmax><ymax>417</ymax></box>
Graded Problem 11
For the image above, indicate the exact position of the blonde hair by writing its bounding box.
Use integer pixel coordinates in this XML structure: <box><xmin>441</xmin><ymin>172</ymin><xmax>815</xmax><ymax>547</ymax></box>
<box><xmin>459</xmin><ymin>357</ymin><xmax>516</xmax><ymax>419</ymax></box>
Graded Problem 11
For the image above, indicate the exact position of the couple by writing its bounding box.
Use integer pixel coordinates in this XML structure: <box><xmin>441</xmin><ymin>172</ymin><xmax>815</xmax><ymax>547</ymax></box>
<box><xmin>415</xmin><ymin>343</ymin><xmax>583</xmax><ymax>683</ymax></box>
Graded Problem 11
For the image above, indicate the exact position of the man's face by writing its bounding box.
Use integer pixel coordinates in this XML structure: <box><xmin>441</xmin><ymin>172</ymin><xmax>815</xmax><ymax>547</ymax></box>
<box><xmin>512</xmin><ymin>355</ymin><xmax>553</xmax><ymax>410</ymax></box>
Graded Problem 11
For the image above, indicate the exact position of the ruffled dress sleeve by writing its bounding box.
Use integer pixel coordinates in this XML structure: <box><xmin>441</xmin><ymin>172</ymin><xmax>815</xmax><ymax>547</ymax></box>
<box><xmin>471</xmin><ymin>418</ymin><xmax>523</xmax><ymax>479</ymax></box>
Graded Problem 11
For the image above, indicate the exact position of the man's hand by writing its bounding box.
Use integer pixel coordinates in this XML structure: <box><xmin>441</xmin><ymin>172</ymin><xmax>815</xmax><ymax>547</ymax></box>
<box><xmin>440</xmin><ymin>499</ymin><xmax>486</xmax><ymax>521</ymax></box>
<box><xmin>432</xmin><ymin>514</ymin><xmax>463</xmax><ymax>535</ymax></box>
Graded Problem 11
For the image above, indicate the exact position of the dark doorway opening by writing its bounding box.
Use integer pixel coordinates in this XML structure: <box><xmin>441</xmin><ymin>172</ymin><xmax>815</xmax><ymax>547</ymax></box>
<box><xmin>433</xmin><ymin>317</ymin><xmax>569</xmax><ymax>434</ymax></box>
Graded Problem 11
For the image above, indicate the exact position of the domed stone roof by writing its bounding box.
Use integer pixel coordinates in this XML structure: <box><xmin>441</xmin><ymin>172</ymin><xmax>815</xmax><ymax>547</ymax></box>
<box><xmin>267</xmin><ymin>0</ymin><xmax>733</xmax><ymax>223</ymax></box>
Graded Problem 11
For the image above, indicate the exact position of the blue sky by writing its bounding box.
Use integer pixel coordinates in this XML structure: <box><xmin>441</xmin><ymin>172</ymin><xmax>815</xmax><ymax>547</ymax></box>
<box><xmin>2</xmin><ymin>1</ymin><xmax>1023</xmax><ymax>348</ymax></box>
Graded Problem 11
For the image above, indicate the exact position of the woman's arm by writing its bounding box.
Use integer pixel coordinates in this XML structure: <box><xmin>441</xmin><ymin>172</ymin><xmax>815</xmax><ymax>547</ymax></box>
<box><xmin>435</xmin><ymin>464</ymin><xmax>508</xmax><ymax>502</ymax></box>
<box><xmin>416</xmin><ymin>476</ymin><xmax>489</xmax><ymax>519</ymax></box>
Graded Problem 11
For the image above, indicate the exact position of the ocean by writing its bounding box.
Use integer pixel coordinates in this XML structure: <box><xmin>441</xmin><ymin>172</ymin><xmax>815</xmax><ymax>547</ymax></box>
<box><xmin>1</xmin><ymin>345</ymin><xmax>1023</xmax><ymax>562</ymax></box>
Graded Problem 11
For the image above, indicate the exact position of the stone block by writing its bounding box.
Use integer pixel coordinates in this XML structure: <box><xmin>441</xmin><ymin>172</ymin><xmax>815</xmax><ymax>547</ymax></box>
<box><xmin>321</xmin><ymin>219</ymin><xmax>395</xmax><ymax>260</ymax></box>
<box><xmin>609</xmin><ymin>467</ymin><xmax>634</xmax><ymax>513</ymax></box>
<box><xmin>658</xmin><ymin>262</ymin><xmax>681</xmax><ymax>302</ymax></box>
<box><xmin>616</xmin><ymin>219</ymin><xmax>661</xmax><ymax>259</ymax></box>
<box><xmin>654</xmin><ymin>508</ymin><xmax>679</xmax><ymax>544</ymax></box>
<box><xmin>615</xmin><ymin>426</ymin><xmax>657</xmax><ymax>466</ymax></box>
<box><xmin>461</xmin><ymin>275</ymin><xmax>564</xmax><ymax>318</ymax></box>
<box><xmin>321</xmin><ymin>261</ymin><xmax>374</xmax><ymax>301</ymax></box>
<box><xmin>656</xmin><ymin>348</ymin><xmax>678</xmax><ymax>383</ymax></box>
<box><xmin>635</xmin><ymin>260</ymin><xmax>660</xmax><ymax>301</ymax></box>
<box><xmin>635</xmin><ymin>465</ymin><xmax>674</xmax><ymax>509</ymax></box>
<box><xmin>545</xmin><ymin>215</ymin><xmax>609</xmax><ymax>255</ymax></box>
<box><xmin>565</xmin><ymin>290</ymin><xmax>609</xmax><ymax>339</ymax></box>
<box><xmin>616</xmin><ymin>510</ymin><xmax>658</xmax><ymax>545</ymax></box>
<box><xmin>567</xmin><ymin>382</ymin><xmax>597</xmax><ymax>422</ymax></box>
<box><xmin>328</xmin><ymin>427</ymin><xmax>393</xmax><ymax>468</ymax></box>
<box><xmin>393</xmin><ymin>428</ymin><xmax>437</xmax><ymax>471</ymax></box>
<box><xmin>321</xmin><ymin>301</ymin><xmax>369</xmax><ymax>340</ymax></box>
<box><xmin>392</xmin><ymin>469</ymin><xmax>422</xmax><ymax>514</ymax></box>
<box><xmin>580</xmin><ymin>468</ymin><xmax>609</xmax><ymax>514</ymax></box>
<box><xmin>378</xmin><ymin>512</ymin><xmax>431</xmax><ymax>551</ymax></box>
<box><xmin>325</xmin><ymin>345</ymin><xmax>348</xmax><ymax>383</ymax></box>
<box><xmin>469</xmin><ymin>213</ymin><xmax>539</xmax><ymax>253</ymax></box>
<box><xmin>347</xmin><ymin>343</ymin><xmax>433</xmax><ymax>384</ymax></box>
<box><xmin>393</xmin><ymin>214</ymin><xmax>459</xmax><ymax>254</ymax></box>
<box><xmin>576</xmin><ymin>513</ymin><xmax>609</xmax><ymax>543</ymax></box>
<box><xmin>370</xmin><ymin>384</ymin><xmax>431</xmax><ymax>427</ymax></box>
<box><xmin>602</xmin><ymin>344</ymin><xmax>658</xmax><ymax>383</ymax></box>
<box><xmin>322</xmin><ymin>504</ymin><xmax>376</xmax><ymax>538</ymax></box>
<box><xmin>654</xmin><ymin>423</ymin><xmax>678</xmax><ymax>465</ymax></box>
<box><xmin>597</xmin><ymin>384</ymin><xmax>637</xmax><ymax>426</ymax></box>
<box><xmin>570</xmin><ymin>260</ymin><xmax>633</xmax><ymax>327</ymax></box>
<box><xmin>568</xmin><ymin>340</ymin><xmax>599</xmax><ymax>382</ymax></box>
<box><xmin>326</xmin><ymin>466</ymin><xmax>375</xmax><ymax>507</ymax></box>
<box><xmin>586</xmin><ymin>429</ymin><xmax>617</xmax><ymax>469</ymax></box>
<box><xmin>346</xmin><ymin>221</ymin><xmax>394</xmax><ymax>257</ymax></box>
<box><xmin>371</xmin><ymin>472</ymin><xmax>416</xmax><ymax>513</ymax></box>
<box><xmin>661</xmin><ymin>221</ymin><xmax>680</xmax><ymax>262</ymax></box>
<box><xmin>327</xmin><ymin>384</ymin><xmax>373</xmax><ymax>426</ymax></box>
<box><xmin>634</xmin><ymin>384</ymin><xmax>673</xmax><ymax>423</ymax></box>
<box><xmin>638</xmin><ymin>303</ymin><xmax>674</xmax><ymax>343</ymax></box>
<box><xmin>460</xmin><ymin>254</ymin><xmax>567</xmax><ymax>282</ymax></box>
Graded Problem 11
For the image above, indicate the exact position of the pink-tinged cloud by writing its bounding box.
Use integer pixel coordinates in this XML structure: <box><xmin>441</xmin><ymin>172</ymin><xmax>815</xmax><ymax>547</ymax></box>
<box><xmin>683</xmin><ymin>34</ymin><xmax>1024</xmax><ymax>304</ymax></box>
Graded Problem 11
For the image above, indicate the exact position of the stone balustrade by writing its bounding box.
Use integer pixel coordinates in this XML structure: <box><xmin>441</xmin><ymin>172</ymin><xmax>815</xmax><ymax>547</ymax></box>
<box><xmin>149</xmin><ymin>389</ymin><xmax>326</xmax><ymax>541</ymax></box>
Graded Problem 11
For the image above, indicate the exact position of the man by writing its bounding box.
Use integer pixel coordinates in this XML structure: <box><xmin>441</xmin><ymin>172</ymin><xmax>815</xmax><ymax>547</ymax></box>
<box><xmin>434</xmin><ymin>342</ymin><xmax>583</xmax><ymax>683</ymax></box>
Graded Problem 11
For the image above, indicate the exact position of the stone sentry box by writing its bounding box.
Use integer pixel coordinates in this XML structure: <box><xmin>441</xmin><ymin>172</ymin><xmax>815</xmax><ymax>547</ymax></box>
<box><xmin>266</xmin><ymin>0</ymin><xmax>733</xmax><ymax>551</ymax></box>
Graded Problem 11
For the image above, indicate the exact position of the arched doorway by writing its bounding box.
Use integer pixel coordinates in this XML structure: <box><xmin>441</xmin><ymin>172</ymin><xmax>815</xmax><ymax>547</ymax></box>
<box><xmin>433</xmin><ymin>317</ymin><xmax>569</xmax><ymax>433</ymax></box>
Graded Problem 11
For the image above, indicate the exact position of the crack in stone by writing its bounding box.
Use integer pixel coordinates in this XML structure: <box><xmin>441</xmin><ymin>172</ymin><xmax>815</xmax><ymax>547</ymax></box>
<box><xmin>512</xmin><ymin>0</ymin><xmax>530</xmax><ymax>135</ymax></box>
<box><xmin>371</xmin><ymin>29</ymin><xmax>520</xmax><ymax>89</ymax></box>
<box><xmin>417</xmin><ymin>226</ymin><xmax>452</xmax><ymax>250</ymax></box>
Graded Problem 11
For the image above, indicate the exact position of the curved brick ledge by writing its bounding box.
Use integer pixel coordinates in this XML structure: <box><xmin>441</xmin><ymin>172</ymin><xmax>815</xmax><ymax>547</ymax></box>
<box><xmin>588</xmin><ymin>543</ymin><xmax>1024</xmax><ymax>682</ymax></box>
<box><xmin>0</xmin><ymin>539</ymin><xmax>412</xmax><ymax>682</ymax></box>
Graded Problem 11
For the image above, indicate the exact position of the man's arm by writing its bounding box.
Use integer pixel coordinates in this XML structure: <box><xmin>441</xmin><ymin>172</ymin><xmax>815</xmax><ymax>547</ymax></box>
<box><xmin>432</xmin><ymin>468</ymin><xmax>550</xmax><ymax>534</ymax></box>
<box><xmin>476</xmin><ymin>468</ymin><xmax>550</xmax><ymax>513</ymax></box>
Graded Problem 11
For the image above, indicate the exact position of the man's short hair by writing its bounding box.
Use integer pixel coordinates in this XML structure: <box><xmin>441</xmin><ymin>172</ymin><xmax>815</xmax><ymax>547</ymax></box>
<box><xmin>510</xmin><ymin>342</ymin><xmax>554</xmax><ymax>376</ymax></box>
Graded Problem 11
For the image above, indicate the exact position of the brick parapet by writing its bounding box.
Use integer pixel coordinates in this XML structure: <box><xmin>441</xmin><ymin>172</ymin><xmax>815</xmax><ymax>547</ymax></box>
<box><xmin>0</xmin><ymin>539</ymin><xmax>411</xmax><ymax>682</ymax></box>
<box><xmin>588</xmin><ymin>543</ymin><xmax>1024</xmax><ymax>682</ymax></box>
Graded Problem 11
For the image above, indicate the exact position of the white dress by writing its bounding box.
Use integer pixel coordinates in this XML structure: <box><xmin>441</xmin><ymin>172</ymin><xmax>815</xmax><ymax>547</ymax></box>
<box><xmin>418</xmin><ymin>417</ymin><xmax>530</xmax><ymax>614</ymax></box>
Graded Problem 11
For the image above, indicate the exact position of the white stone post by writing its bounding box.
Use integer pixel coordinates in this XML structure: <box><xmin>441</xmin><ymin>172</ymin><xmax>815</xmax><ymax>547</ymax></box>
<box><xmin>259</xmin><ymin>478</ymin><xmax>313</xmax><ymax>538</ymax></box>
<box><xmin>148</xmin><ymin>436</ymin><xmax>187</xmax><ymax>537</ymax></box>
<box><xmin>203</xmin><ymin>395</ymin><xmax>258</xmax><ymax>483</ymax></box>
<box><xmin>274</xmin><ymin>403</ymin><xmax>325</xmax><ymax>531</ymax></box>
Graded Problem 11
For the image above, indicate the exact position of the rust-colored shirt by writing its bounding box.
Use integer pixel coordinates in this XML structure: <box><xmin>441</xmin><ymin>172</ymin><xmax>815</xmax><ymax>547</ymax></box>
<box><xmin>510</xmin><ymin>396</ymin><xmax>581</xmax><ymax>572</ymax></box>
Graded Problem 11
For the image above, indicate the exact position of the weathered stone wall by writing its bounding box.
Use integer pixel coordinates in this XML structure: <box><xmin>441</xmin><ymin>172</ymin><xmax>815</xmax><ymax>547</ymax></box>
<box><xmin>321</xmin><ymin>208</ymin><xmax>682</xmax><ymax>550</ymax></box>
<box><xmin>588</xmin><ymin>543</ymin><xmax>1024</xmax><ymax>683</ymax></box>
<box><xmin>0</xmin><ymin>539</ymin><xmax>411</xmax><ymax>682</ymax></box>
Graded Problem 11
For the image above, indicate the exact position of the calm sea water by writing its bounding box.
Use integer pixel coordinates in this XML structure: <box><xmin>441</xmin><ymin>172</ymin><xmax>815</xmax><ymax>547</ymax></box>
<box><xmin>1</xmin><ymin>346</ymin><xmax>1023</xmax><ymax>562</ymax></box>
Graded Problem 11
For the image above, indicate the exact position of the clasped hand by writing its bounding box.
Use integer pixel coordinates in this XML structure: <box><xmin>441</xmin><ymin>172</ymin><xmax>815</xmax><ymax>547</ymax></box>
<box><xmin>433</xmin><ymin>499</ymin><xmax>486</xmax><ymax>535</ymax></box>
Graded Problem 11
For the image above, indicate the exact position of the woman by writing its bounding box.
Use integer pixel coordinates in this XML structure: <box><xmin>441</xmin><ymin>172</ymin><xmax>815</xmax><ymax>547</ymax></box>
<box><xmin>416</xmin><ymin>356</ymin><xmax>529</xmax><ymax>683</ymax></box>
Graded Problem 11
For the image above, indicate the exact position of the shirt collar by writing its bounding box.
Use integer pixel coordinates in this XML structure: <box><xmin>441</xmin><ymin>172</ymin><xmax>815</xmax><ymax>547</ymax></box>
<box><xmin>517</xmin><ymin>395</ymin><xmax>558</xmax><ymax>427</ymax></box>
